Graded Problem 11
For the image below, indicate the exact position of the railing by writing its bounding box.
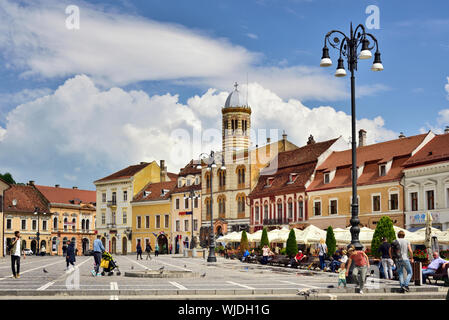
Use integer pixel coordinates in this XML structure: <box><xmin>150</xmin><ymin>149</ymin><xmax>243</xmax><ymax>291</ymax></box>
<box><xmin>107</xmin><ymin>200</ymin><xmax>117</xmax><ymax>207</ymax></box>
<box><xmin>262</xmin><ymin>218</ymin><xmax>292</xmax><ymax>225</ymax></box>
<box><xmin>106</xmin><ymin>223</ymin><xmax>117</xmax><ymax>229</ymax></box>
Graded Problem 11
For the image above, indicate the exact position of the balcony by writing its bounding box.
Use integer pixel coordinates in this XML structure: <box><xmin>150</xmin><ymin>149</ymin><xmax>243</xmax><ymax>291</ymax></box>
<box><xmin>262</xmin><ymin>218</ymin><xmax>292</xmax><ymax>226</ymax></box>
<box><xmin>106</xmin><ymin>223</ymin><xmax>117</xmax><ymax>230</ymax></box>
<box><xmin>107</xmin><ymin>200</ymin><xmax>117</xmax><ymax>207</ymax></box>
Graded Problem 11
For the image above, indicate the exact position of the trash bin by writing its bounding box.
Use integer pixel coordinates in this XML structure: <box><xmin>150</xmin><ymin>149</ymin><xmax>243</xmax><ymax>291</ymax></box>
<box><xmin>412</xmin><ymin>261</ymin><xmax>422</xmax><ymax>285</ymax></box>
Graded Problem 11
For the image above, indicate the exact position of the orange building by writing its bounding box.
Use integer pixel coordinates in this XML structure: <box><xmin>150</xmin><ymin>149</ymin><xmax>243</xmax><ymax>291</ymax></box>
<box><xmin>35</xmin><ymin>184</ymin><xmax>96</xmax><ymax>256</ymax></box>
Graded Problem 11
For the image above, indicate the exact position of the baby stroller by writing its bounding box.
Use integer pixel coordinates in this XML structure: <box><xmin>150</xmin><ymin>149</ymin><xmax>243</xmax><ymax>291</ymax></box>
<box><xmin>100</xmin><ymin>251</ymin><xmax>121</xmax><ymax>276</ymax></box>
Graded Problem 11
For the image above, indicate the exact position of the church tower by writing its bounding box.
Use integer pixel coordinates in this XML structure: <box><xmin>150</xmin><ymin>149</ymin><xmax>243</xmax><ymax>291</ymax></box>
<box><xmin>222</xmin><ymin>82</ymin><xmax>251</xmax><ymax>155</ymax></box>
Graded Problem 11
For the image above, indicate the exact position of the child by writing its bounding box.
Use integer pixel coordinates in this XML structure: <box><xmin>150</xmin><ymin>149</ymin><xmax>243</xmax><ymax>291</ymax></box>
<box><xmin>337</xmin><ymin>262</ymin><xmax>347</xmax><ymax>288</ymax></box>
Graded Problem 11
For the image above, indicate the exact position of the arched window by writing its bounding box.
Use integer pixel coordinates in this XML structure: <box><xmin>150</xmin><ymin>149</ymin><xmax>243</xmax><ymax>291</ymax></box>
<box><xmin>254</xmin><ymin>204</ymin><xmax>260</xmax><ymax>223</ymax></box>
<box><xmin>86</xmin><ymin>220</ymin><xmax>90</xmax><ymax>231</ymax></box>
<box><xmin>217</xmin><ymin>169</ymin><xmax>226</xmax><ymax>189</ymax></box>
<box><xmin>64</xmin><ymin>218</ymin><xmax>68</xmax><ymax>231</ymax></box>
<box><xmin>237</xmin><ymin>194</ymin><xmax>246</xmax><ymax>214</ymax></box>
<box><xmin>81</xmin><ymin>219</ymin><xmax>85</xmax><ymax>230</ymax></box>
<box><xmin>263</xmin><ymin>201</ymin><xmax>269</xmax><ymax>220</ymax></box>
<box><xmin>72</xmin><ymin>218</ymin><xmax>76</xmax><ymax>231</ymax></box>
<box><xmin>205</xmin><ymin>198</ymin><xmax>212</xmax><ymax>217</ymax></box>
<box><xmin>53</xmin><ymin>217</ymin><xmax>58</xmax><ymax>230</ymax></box>
<box><xmin>205</xmin><ymin>172</ymin><xmax>211</xmax><ymax>190</ymax></box>
<box><xmin>236</xmin><ymin>166</ymin><xmax>246</xmax><ymax>186</ymax></box>
<box><xmin>218</xmin><ymin>195</ymin><xmax>226</xmax><ymax>215</ymax></box>
<box><xmin>288</xmin><ymin>198</ymin><xmax>293</xmax><ymax>220</ymax></box>
<box><xmin>298</xmin><ymin>198</ymin><xmax>304</xmax><ymax>219</ymax></box>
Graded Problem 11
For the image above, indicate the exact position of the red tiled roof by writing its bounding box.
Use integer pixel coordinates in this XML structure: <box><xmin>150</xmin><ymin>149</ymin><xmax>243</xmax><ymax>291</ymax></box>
<box><xmin>307</xmin><ymin>133</ymin><xmax>429</xmax><ymax>192</ymax></box>
<box><xmin>35</xmin><ymin>185</ymin><xmax>96</xmax><ymax>205</ymax></box>
<box><xmin>249</xmin><ymin>138</ymin><xmax>338</xmax><ymax>199</ymax></box>
<box><xmin>403</xmin><ymin>134</ymin><xmax>449</xmax><ymax>168</ymax></box>
<box><xmin>316</xmin><ymin>133</ymin><xmax>428</xmax><ymax>171</ymax></box>
<box><xmin>4</xmin><ymin>185</ymin><xmax>50</xmax><ymax>213</ymax></box>
<box><xmin>94</xmin><ymin>163</ymin><xmax>151</xmax><ymax>183</ymax></box>
<box><xmin>178</xmin><ymin>160</ymin><xmax>201</xmax><ymax>176</ymax></box>
<box><xmin>132</xmin><ymin>179</ymin><xmax>178</xmax><ymax>202</ymax></box>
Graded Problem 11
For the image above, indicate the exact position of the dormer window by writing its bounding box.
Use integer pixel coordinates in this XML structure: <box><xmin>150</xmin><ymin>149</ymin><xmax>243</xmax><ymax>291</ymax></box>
<box><xmin>324</xmin><ymin>173</ymin><xmax>330</xmax><ymax>184</ymax></box>
<box><xmin>144</xmin><ymin>191</ymin><xmax>151</xmax><ymax>197</ymax></box>
<box><xmin>195</xmin><ymin>177</ymin><xmax>199</xmax><ymax>185</ymax></box>
<box><xmin>178</xmin><ymin>179</ymin><xmax>183</xmax><ymax>188</ymax></box>
<box><xmin>379</xmin><ymin>164</ymin><xmax>386</xmax><ymax>177</ymax></box>
<box><xmin>186</xmin><ymin>179</ymin><xmax>191</xmax><ymax>186</ymax></box>
<box><xmin>266</xmin><ymin>177</ymin><xmax>274</xmax><ymax>187</ymax></box>
<box><xmin>288</xmin><ymin>173</ymin><xmax>298</xmax><ymax>184</ymax></box>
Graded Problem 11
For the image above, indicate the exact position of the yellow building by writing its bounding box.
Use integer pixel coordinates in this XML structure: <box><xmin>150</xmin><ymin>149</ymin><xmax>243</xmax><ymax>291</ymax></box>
<box><xmin>4</xmin><ymin>183</ymin><xmax>52</xmax><ymax>255</ymax></box>
<box><xmin>94</xmin><ymin>160</ymin><xmax>172</xmax><ymax>254</ymax></box>
<box><xmin>306</xmin><ymin>131</ymin><xmax>434</xmax><ymax>230</ymax></box>
<box><xmin>131</xmin><ymin>179</ymin><xmax>177</xmax><ymax>254</ymax></box>
<box><xmin>0</xmin><ymin>177</ymin><xmax>11</xmax><ymax>257</ymax></box>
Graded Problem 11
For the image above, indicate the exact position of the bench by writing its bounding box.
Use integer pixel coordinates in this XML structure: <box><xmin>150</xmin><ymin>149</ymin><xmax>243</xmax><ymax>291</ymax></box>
<box><xmin>428</xmin><ymin>264</ymin><xmax>449</xmax><ymax>285</ymax></box>
<box><xmin>267</xmin><ymin>255</ymin><xmax>290</xmax><ymax>267</ymax></box>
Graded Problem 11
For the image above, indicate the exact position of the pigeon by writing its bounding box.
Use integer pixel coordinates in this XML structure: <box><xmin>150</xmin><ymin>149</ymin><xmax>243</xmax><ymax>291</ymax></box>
<box><xmin>327</xmin><ymin>285</ymin><xmax>335</xmax><ymax>288</ymax></box>
<box><xmin>131</xmin><ymin>266</ymin><xmax>134</xmax><ymax>270</ymax></box>
<box><xmin>184</xmin><ymin>265</ymin><xmax>187</xmax><ymax>268</ymax></box>
<box><xmin>158</xmin><ymin>266</ymin><xmax>164</xmax><ymax>271</ymax></box>
<box><xmin>200</xmin><ymin>273</ymin><xmax>206</xmax><ymax>278</ymax></box>
<box><xmin>43</xmin><ymin>268</ymin><xmax>48</xmax><ymax>273</ymax></box>
<box><xmin>296</xmin><ymin>288</ymin><xmax>310</xmax><ymax>296</ymax></box>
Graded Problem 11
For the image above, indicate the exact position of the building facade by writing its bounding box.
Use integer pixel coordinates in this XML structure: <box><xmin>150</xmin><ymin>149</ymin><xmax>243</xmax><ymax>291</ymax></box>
<box><xmin>3</xmin><ymin>183</ymin><xmax>51</xmax><ymax>255</ymax></box>
<box><xmin>94</xmin><ymin>160</ymin><xmax>169</xmax><ymax>254</ymax></box>
<box><xmin>131</xmin><ymin>178</ymin><xmax>177</xmax><ymax>254</ymax></box>
<box><xmin>249</xmin><ymin>137</ymin><xmax>342</xmax><ymax>232</ymax></box>
<box><xmin>35</xmin><ymin>184</ymin><xmax>96</xmax><ymax>256</ymax></box>
<box><xmin>403</xmin><ymin>131</ymin><xmax>449</xmax><ymax>232</ymax></box>
<box><xmin>305</xmin><ymin>131</ymin><xmax>435</xmax><ymax>229</ymax></box>
<box><xmin>200</xmin><ymin>84</ymin><xmax>298</xmax><ymax>245</ymax></box>
<box><xmin>171</xmin><ymin>160</ymin><xmax>202</xmax><ymax>254</ymax></box>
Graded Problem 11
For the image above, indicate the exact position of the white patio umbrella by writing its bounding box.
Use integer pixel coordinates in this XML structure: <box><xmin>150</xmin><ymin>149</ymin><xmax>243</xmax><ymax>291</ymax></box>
<box><xmin>296</xmin><ymin>225</ymin><xmax>327</xmax><ymax>245</ymax></box>
<box><xmin>216</xmin><ymin>231</ymin><xmax>241</xmax><ymax>243</ymax></box>
<box><xmin>248</xmin><ymin>229</ymin><xmax>264</xmax><ymax>243</ymax></box>
<box><xmin>268</xmin><ymin>227</ymin><xmax>291</xmax><ymax>243</ymax></box>
<box><xmin>334</xmin><ymin>227</ymin><xmax>376</xmax><ymax>246</ymax></box>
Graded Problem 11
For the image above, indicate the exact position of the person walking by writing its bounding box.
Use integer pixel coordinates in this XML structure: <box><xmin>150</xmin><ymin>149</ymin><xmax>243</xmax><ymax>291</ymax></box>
<box><xmin>91</xmin><ymin>235</ymin><xmax>105</xmax><ymax>277</ymax></box>
<box><xmin>66</xmin><ymin>240</ymin><xmax>76</xmax><ymax>271</ymax></box>
<box><xmin>136</xmin><ymin>240</ymin><xmax>143</xmax><ymax>260</ymax></box>
<box><xmin>318</xmin><ymin>239</ymin><xmax>328</xmax><ymax>271</ymax></box>
<box><xmin>10</xmin><ymin>231</ymin><xmax>26</xmax><ymax>279</ymax></box>
<box><xmin>346</xmin><ymin>245</ymin><xmax>370</xmax><ymax>294</ymax></box>
<box><xmin>378</xmin><ymin>237</ymin><xmax>394</xmax><ymax>280</ymax></box>
<box><xmin>145</xmin><ymin>241</ymin><xmax>153</xmax><ymax>260</ymax></box>
<box><xmin>155</xmin><ymin>243</ymin><xmax>159</xmax><ymax>257</ymax></box>
<box><xmin>391</xmin><ymin>231</ymin><xmax>414</xmax><ymax>293</ymax></box>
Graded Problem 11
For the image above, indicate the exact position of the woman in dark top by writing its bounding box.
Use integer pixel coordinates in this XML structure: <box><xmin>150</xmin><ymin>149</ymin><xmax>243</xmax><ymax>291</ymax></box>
<box><xmin>66</xmin><ymin>241</ymin><xmax>76</xmax><ymax>270</ymax></box>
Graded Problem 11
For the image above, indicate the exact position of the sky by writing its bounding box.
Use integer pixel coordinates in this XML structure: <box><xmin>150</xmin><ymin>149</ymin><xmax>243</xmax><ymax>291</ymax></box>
<box><xmin>0</xmin><ymin>0</ymin><xmax>448</xmax><ymax>190</ymax></box>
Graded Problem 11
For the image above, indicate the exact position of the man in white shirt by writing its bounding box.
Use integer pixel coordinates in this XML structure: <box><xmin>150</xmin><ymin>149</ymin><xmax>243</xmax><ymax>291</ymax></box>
<box><xmin>10</xmin><ymin>231</ymin><xmax>26</xmax><ymax>279</ymax></box>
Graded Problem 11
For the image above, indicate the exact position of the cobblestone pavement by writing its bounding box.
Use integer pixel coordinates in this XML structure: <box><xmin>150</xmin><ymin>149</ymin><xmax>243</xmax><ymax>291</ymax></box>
<box><xmin>0</xmin><ymin>254</ymin><xmax>446</xmax><ymax>300</ymax></box>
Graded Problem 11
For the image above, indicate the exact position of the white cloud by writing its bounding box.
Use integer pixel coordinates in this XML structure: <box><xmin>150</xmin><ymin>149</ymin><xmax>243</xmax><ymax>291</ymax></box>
<box><xmin>246</xmin><ymin>33</ymin><xmax>258</xmax><ymax>40</ymax></box>
<box><xmin>0</xmin><ymin>75</ymin><xmax>397</xmax><ymax>188</ymax></box>
<box><xmin>437</xmin><ymin>109</ymin><xmax>449</xmax><ymax>125</ymax></box>
<box><xmin>0</xmin><ymin>0</ymin><xmax>387</xmax><ymax>102</ymax></box>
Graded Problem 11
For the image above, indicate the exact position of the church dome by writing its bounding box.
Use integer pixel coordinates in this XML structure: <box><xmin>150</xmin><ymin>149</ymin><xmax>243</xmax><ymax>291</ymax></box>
<box><xmin>224</xmin><ymin>82</ymin><xmax>247</xmax><ymax>108</ymax></box>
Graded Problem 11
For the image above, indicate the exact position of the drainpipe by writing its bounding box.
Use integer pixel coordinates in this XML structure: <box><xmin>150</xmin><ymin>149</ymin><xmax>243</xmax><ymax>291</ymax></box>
<box><xmin>399</xmin><ymin>176</ymin><xmax>406</xmax><ymax>229</ymax></box>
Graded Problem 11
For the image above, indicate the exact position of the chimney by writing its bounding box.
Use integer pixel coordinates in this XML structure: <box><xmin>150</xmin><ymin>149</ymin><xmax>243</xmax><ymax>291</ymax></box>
<box><xmin>445</xmin><ymin>126</ymin><xmax>449</xmax><ymax>134</ymax></box>
<box><xmin>358</xmin><ymin>129</ymin><xmax>367</xmax><ymax>147</ymax></box>
<box><xmin>282</xmin><ymin>131</ymin><xmax>287</xmax><ymax>151</ymax></box>
<box><xmin>28</xmin><ymin>180</ymin><xmax>35</xmax><ymax>186</ymax></box>
<box><xmin>399</xmin><ymin>132</ymin><xmax>405</xmax><ymax>139</ymax></box>
<box><xmin>72</xmin><ymin>186</ymin><xmax>78</xmax><ymax>189</ymax></box>
<box><xmin>160</xmin><ymin>160</ymin><xmax>167</xmax><ymax>182</ymax></box>
<box><xmin>55</xmin><ymin>184</ymin><xmax>60</xmax><ymax>188</ymax></box>
<box><xmin>266</xmin><ymin>137</ymin><xmax>271</xmax><ymax>144</ymax></box>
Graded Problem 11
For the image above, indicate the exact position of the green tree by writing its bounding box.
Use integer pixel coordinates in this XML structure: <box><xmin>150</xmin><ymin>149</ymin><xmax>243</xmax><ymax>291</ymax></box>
<box><xmin>240</xmin><ymin>230</ymin><xmax>249</xmax><ymax>253</ymax></box>
<box><xmin>0</xmin><ymin>172</ymin><xmax>15</xmax><ymax>184</ymax></box>
<box><xmin>286</xmin><ymin>229</ymin><xmax>298</xmax><ymax>258</ymax></box>
<box><xmin>326</xmin><ymin>226</ymin><xmax>337</xmax><ymax>256</ymax></box>
<box><xmin>260</xmin><ymin>227</ymin><xmax>269</xmax><ymax>249</ymax></box>
<box><xmin>371</xmin><ymin>216</ymin><xmax>396</xmax><ymax>258</ymax></box>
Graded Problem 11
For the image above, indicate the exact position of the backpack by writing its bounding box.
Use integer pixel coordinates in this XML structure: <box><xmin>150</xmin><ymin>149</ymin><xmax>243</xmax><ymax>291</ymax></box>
<box><xmin>391</xmin><ymin>240</ymin><xmax>402</xmax><ymax>261</ymax></box>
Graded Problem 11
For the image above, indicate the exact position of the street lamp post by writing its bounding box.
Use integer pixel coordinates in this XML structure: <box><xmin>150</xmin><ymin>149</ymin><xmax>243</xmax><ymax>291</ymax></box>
<box><xmin>197</xmin><ymin>151</ymin><xmax>225</xmax><ymax>262</ymax></box>
<box><xmin>184</xmin><ymin>190</ymin><xmax>200</xmax><ymax>249</ymax></box>
<box><xmin>320</xmin><ymin>23</ymin><xmax>383</xmax><ymax>250</ymax></box>
<box><xmin>34</xmin><ymin>207</ymin><xmax>46</xmax><ymax>255</ymax></box>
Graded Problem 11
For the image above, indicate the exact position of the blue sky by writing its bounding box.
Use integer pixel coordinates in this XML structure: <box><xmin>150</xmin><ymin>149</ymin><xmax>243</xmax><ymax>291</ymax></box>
<box><xmin>0</xmin><ymin>0</ymin><xmax>448</xmax><ymax>189</ymax></box>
